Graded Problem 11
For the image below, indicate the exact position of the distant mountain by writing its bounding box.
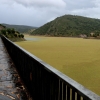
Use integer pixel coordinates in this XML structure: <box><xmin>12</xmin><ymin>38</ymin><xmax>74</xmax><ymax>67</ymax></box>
<box><xmin>31</xmin><ymin>15</ymin><xmax>100</xmax><ymax>37</ymax></box>
<box><xmin>2</xmin><ymin>24</ymin><xmax>37</xmax><ymax>33</ymax></box>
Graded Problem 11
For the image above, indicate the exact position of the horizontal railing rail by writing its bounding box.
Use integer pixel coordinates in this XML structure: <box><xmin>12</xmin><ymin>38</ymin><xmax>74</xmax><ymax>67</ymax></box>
<box><xmin>1</xmin><ymin>35</ymin><xmax>100</xmax><ymax>100</ymax></box>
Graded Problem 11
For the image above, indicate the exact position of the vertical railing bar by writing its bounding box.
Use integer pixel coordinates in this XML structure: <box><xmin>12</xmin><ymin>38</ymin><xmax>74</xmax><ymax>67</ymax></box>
<box><xmin>77</xmin><ymin>93</ymin><xmax>81</xmax><ymax>100</ymax></box>
<box><xmin>58</xmin><ymin>79</ymin><xmax>60</xmax><ymax>100</ymax></box>
<box><xmin>67</xmin><ymin>86</ymin><xmax>70</xmax><ymax>100</ymax></box>
<box><xmin>60</xmin><ymin>81</ymin><xmax>63</xmax><ymax>100</ymax></box>
<box><xmin>72</xmin><ymin>89</ymin><xmax>75</xmax><ymax>100</ymax></box>
<box><xmin>62</xmin><ymin>82</ymin><xmax>63</xmax><ymax>100</ymax></box>
<box><xmin>63</xmin><ymin>83</ymin><xmax>67</xmax><ymax>100</ymax></box>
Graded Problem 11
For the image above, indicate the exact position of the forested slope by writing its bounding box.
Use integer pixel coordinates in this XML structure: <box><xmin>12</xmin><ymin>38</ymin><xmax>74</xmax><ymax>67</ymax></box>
<box><xmin>2</xmin><ymin>24</ymin><xmax>37</xmax><ymax>33</ymax></box>
<box><xmin>31</xmin><ymin>15</ymin><xmax>100</xmax><ymax>37</ymax></box>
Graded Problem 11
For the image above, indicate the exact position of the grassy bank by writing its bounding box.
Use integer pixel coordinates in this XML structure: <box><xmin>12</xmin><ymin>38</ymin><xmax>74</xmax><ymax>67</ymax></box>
<box><xmin>16</xmin><ymin>35</ymin><xmax>100</xmax><ymax>95</ymax></box>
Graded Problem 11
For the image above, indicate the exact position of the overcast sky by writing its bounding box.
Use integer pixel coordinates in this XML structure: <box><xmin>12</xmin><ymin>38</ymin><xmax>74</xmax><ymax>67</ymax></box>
<box><xmin>0</xmin><ymin>0</ymin><xmax>100</xmax><ymax>27</ymax></box>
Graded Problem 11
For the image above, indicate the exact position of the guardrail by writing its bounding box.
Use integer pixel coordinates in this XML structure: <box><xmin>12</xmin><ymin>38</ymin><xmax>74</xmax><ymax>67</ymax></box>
<box><xmin>1</xmin><ymin>35</ymin><xmax>100</xmax><ymax>100</ymax></box>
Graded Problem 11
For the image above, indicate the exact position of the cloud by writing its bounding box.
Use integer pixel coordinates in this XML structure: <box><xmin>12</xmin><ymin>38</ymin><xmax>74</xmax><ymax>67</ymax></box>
<box><xmin>0</xmin><ymin>0</ymin><xmax>67</xmax><ymax>26</ymax></box>
<box><xmin>70</xmin><ymin>7</ymin><xmax>100</xmax><ymax>19</ymax></box>
<box><xmin>1</xmin><ymin>0</ymin><xmax>100</xmax><ymax>26</ymax></box>
<box><xmin>1</xmin><ymin>0</ymin><xmax>66</xmax><ymax>8</ymax></box>
<box><xmin>64</xmin><ymin>0</ymin><xmax>96</xmax><ymax>10</ymax></box>
<box><xmin>93</xmin><ymin>0</ymin><xmax>100</xmax><ymax>7</ymax></box>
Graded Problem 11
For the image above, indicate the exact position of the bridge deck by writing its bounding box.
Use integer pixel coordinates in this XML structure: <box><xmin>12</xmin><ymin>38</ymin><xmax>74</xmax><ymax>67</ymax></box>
<box><xmin>0</xmin><ymin>38</ymin><xmax>30</xmax><ymax>100</ymax></box>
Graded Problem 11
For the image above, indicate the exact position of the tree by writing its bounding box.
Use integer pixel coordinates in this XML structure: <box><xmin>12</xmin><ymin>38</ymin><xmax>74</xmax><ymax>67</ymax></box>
<box><xmin>20</xmin><ymin>34</ymin><xmax>24</xmax><ymax>38</ymax></box>
<box><xmin>11</xmin><ymin>28</ymin><xmax>15</xmax><ymax>34</ymax></box>
<box><xmin>6</xmin><ymin>28</ymin><xmax>12</xmax><ymax>34</ymax></box>
<box><xmin>1</xmin><ymin>29</ymin><xmax>6</xmax><ymax>35</ymax></box>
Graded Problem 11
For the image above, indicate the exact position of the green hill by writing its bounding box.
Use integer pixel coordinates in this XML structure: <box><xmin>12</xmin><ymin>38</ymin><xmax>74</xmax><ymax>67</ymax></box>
<box><xmin>0</xmin><ymin>24</ymin><xmax>6</xmax><ymax>30</ymax></box>
<box><xmin>25</xmin><ymin>29</ymin><xmax>36</xmax><ymax>34</ymax></box>
<box><xmin>0</xmin><ymin>24</ymin><xmax>25</xmax><ymax>42</ymax></box>
<box><xmin>2</xmin><ymin>24</ymin><xmax>37</xmax><ymax>33</ymax></box>
<box><xmin>31</xmin><ymin>15</ymin><xmax>100</xmax><ymax>37</ymax></box>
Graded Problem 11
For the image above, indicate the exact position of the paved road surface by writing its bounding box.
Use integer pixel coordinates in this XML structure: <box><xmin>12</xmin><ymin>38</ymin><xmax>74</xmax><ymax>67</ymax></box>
<box><xmin>0</xmin><ymin>38</ymin><xmax>31</xmax><ymax>100</ymax></box>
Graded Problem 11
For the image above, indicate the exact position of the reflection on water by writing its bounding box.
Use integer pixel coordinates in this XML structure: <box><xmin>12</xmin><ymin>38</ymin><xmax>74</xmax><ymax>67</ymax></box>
<box><xmin>25</xmin><ymin>37</ymin><xmax>41</xmax><ymax>41</ymax></box>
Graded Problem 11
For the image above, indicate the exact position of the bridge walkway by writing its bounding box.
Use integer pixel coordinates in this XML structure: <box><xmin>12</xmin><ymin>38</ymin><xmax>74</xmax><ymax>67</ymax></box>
<box><xmin>0</xmin><ymin>38</ymin><xmax>30</xmax><ymax>100</ymax></box>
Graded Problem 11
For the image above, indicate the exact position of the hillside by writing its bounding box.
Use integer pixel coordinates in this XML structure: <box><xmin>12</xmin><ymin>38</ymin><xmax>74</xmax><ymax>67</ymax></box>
<box><xmin>0</xmin><ymin>24</ymin><xmax>6</xmax><ymax>30</ymax></box>
<box><xmin>2</xmin><ymin>24</ymin><xmax>37</xmax><ymax>33</ymax></box>
<box><xmin>31</xmin><ymin>15</ymin><xmax>100</xmax><ymax>37</ymax></box>
<box><xmin>0</xmin><ymin>24</ymin><xmax>25</xmax><ymax>42</ymax></box>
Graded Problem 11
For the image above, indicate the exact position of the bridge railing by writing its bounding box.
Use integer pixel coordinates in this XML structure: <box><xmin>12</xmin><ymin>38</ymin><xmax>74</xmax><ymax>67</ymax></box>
<box><xmin>1</xmin><ymin>35</ymin><xmax>100</xmax><ymax>100</ymax></box>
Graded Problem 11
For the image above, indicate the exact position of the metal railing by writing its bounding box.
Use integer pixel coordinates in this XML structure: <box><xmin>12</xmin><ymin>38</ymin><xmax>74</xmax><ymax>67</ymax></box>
<box><xmin>1</xmin><ymin>35</ymin><xmax>100</xmax><ymax>100</ymax></box>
